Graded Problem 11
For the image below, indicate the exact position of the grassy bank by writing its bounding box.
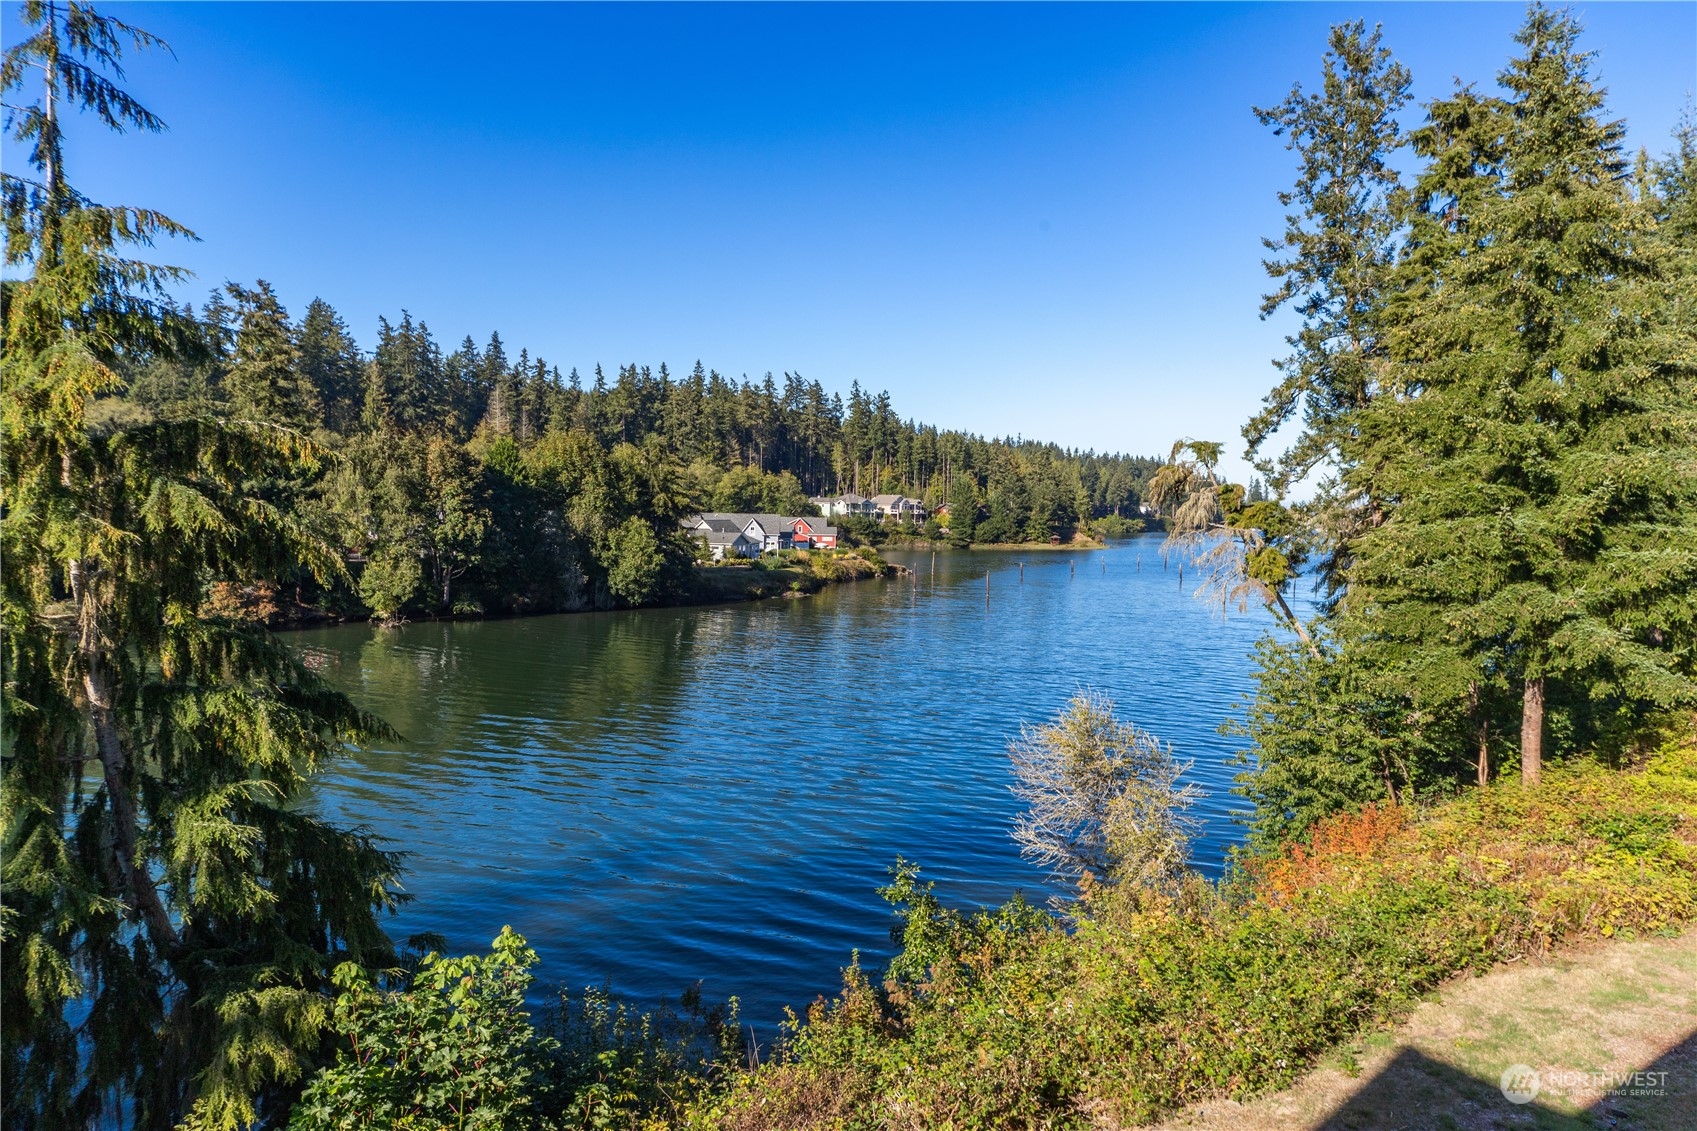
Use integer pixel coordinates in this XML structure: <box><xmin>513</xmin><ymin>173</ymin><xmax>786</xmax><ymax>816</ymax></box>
<box><xmin>683</xmin><ymin>736</ymin><xmax>1697</xmax><ymax>1129</ymax></box>
<box><xmin>683</xmin><ymin>547</ymin><xmax>897</xmax><ymax>604</ymax></box>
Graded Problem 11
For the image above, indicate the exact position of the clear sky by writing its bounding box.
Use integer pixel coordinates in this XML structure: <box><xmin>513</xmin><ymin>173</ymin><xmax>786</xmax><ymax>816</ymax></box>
<box><xmin>11</xmin><ymin>2</ymin><xmax>1695</xmax><ymax>479</ymax></box>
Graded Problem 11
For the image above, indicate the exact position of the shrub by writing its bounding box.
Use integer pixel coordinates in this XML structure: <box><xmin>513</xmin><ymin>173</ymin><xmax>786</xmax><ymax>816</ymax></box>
<box><xmin>1008</xmin><ymin>692</ymin><xmax>1199</xmax><ymax>897</ymax></box>
<box><xmin>290</xmin><ymin>927</ymin><xmax>555</xmax><ymax>1131</ymax></box>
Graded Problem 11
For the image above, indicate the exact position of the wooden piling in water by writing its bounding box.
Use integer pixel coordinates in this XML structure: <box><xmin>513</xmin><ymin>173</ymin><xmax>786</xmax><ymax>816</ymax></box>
<box><xmin>1019</xmin><ymin>561</ymin><xmax>1024</xmax><ymax>583</ymax></box>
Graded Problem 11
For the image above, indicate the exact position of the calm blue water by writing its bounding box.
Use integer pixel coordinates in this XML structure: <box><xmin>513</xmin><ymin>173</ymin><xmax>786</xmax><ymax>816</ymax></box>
<box><xmin>292</xmin><ymin>535</ymin><xmax>1280</xmax><ymax>1024</ymax></box>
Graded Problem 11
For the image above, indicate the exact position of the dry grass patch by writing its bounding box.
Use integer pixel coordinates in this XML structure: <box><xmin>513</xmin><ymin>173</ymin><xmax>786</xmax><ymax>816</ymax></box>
<box><xmin>1150</xmin><ymin>929</ymin><xmax>1697</xmax><ymax>1131</ymax></box>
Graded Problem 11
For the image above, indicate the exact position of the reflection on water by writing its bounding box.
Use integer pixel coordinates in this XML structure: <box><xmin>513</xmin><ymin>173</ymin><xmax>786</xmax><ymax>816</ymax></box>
<box><xmin>294</xmin><ymin>534</ymin><xmax>1280</xmax><ymax>1023</ymax></box>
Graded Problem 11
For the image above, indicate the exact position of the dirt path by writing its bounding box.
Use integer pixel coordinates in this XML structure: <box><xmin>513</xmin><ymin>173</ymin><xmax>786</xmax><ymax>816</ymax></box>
<box><xmin>1149</xmin><ymin>929</ymin><xmax>1697</xmax><ymax>1131</ymax></box>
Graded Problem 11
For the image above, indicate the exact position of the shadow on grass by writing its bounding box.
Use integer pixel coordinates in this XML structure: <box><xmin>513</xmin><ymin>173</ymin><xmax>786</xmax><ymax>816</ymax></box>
<box><xmin>1311</xmin><ymin>1030</ymin><xmax>1696</xmax><ymax>1130</ymax></box>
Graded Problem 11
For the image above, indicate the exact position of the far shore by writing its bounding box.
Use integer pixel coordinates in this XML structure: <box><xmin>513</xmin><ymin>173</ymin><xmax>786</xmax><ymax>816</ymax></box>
<box><xmin>882</xmin><ymin>538</ymin><xmax>1108</xmax><ymax>552</ymax></box>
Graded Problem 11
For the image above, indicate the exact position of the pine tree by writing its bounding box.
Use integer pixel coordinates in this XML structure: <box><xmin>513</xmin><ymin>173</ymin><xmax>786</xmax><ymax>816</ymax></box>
<box><xmin>296</xmin><ymin>297</ymin><xmax>363</xmax><ymax>435</ymax></box>
<box><xmin>1</xmin><ymin>7</ymin><xmax>403</xmax><ymax>1126</ymax></box>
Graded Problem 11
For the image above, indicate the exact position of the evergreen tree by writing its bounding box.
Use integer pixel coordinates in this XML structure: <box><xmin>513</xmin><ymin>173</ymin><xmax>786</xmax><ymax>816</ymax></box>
<box><xmin>296</xmin><ymin>297</ymin><xmax>363</xmax><ymax>435</ymax></box>
<box><xmin>1345</xmin><ymin>4</ymin><xmax>1697</xmax><ymax>783</ymax></box>
<box><xmin>1</xmin><ymin>8</ymin><xmax>402</xmax><ymax>1126</ymax></box>
<box><xmin>1249</xmin><ymin>21</ymin><xmax>1412</xmax><ymax>596</ymax></box>
<box><xmin>223</xmin><ymin>280</ymin><xmax>319</xmax><ymax>426</ymax></box>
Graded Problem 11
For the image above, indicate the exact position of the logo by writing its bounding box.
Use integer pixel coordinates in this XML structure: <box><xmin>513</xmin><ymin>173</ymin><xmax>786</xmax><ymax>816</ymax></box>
<box><xmin>1500</xmin><ymin>1064</ymin><xmax>1541</xmax><ymax>1104</ymax></box>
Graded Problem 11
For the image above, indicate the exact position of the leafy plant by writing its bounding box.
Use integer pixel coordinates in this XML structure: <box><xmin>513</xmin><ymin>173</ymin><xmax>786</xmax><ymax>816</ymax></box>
<box><xmin>289</xmin><ymin>928</ymin><xmax>556</xmax><ymax>1131</ymax></box>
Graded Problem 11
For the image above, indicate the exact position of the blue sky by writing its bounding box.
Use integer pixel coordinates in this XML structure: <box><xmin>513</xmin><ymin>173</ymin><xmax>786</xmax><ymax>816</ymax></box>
<box><xmin>11</xmin><ymin>2</ymin><xmax>1695</xmax><ymax>478</ymax></box>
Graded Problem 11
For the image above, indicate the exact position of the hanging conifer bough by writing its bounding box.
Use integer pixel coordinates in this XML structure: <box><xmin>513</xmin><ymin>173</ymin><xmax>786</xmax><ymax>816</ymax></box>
<box><xmin>1</xmin><ymin>5</ymin><xmax>404</xmax><ymax>1129</ymax></box>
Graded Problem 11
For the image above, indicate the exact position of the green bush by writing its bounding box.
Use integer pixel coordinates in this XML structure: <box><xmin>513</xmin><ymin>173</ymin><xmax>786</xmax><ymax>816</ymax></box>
<box><xmin>290</xmin><ymin>927</ymin><xmax>555</xmax><ymax>1131</ymax></box>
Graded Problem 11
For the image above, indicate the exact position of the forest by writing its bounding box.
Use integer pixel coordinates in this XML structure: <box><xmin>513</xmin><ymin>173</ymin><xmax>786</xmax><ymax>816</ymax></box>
<box><xmin>124</xmin><ymin>288</ymin><xmax>1161</xmax><ymax>623</ymax></box>
<box><xmin>3</xmin><ymin>2</ymin><xmax>1694</xmax><ymax>1130</ymax></box>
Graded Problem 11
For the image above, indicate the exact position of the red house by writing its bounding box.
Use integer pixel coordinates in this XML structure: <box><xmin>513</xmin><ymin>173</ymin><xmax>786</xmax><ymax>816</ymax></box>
<box><xmin>788</xmin><ymin>517</ymin><xmax>839</xmax><ymax>549</ymax></box>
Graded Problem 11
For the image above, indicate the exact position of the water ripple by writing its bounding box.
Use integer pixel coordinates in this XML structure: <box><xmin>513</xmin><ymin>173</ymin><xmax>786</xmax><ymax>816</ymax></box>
<box><xmin>295</xmin><ymin>535</ymin><xmax>1289</xmax><ymax>1022</ymax></box>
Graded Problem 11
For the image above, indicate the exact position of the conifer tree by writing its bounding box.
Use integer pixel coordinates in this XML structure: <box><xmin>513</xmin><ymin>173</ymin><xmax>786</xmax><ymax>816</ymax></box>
<box><xmin>1</xmin><ymin>6</ymin><xmax>403</xmax><ymax>1126</ymax></box>
<box><xmin>223</xmin><ymin>280</ymin><xmax>319</xmax><ymax>426</ymax></box>
<box><xmin>1345</xmin><ymin>4</ymin><xmax>1697</xmax><ymax>783</ymax></box>
<box><xmin>296</xmin><ymin>297</ymin><xmax>363</xmax><ymax>435</ymax></box>
<box><xmin>1249</xmin><ymin>20</ymin><xmax>1412</xmax><ymax>595</ymax></box>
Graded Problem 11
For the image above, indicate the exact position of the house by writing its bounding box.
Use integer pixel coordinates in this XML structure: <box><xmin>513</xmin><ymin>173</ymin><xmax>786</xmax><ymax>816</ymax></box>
<box><xmin>684</xmin><ymin>512</ymin><xmax>840</xmax><ymax>555</ymax></box>
<box><xmin>811</xmin><ymin>493</ymin><xmax>876</xmax><ymax>519</ymax></box>
<box><xmin>742</xmin><ymin>514</ymin><xmax>796</xmax><ymax>552</ymax></box>
<box><xmin>684</xmin><ymin>515</ymin><xmax>762</xmax><ymax>560</ymax></box>
<box><xmin>788</xmin><ymin>516</ymin><xmax>838</xmax><ymax>549</ymax></box>
<box><xmin>870</xmin><ymin>494</ymin><xmax>927</xmax><ymax>523</ymax></box>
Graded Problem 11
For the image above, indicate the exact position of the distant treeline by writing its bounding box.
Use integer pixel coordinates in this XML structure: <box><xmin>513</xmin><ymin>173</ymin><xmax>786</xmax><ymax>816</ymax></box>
<box><xmin>125</xmin><ymin>292</ymin><xmax>1160</xmax><ymax>619</ymax></box>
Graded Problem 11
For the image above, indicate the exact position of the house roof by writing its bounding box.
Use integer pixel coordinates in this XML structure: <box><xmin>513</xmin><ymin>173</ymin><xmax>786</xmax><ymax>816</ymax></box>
<box><xmin>743</xmin><ymin>514</ymin><xmax>791</xmax><ymax>537</ymax></box>
<box><xmin>692</xmin><ymin>512</ymin><xmax>837</xmax><ymax>540</ymax></box>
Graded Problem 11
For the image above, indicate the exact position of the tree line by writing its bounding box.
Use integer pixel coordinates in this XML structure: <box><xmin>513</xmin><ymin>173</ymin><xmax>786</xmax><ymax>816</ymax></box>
<box><xmin>120</xmin><ymin>284</ymin><xmax>1161</xmax><ymax>621</ymax></box>
<box><xmin>1153</xmin><ymin>9</ymin><xmax>1696</xmax><ymax>844</ymax></box>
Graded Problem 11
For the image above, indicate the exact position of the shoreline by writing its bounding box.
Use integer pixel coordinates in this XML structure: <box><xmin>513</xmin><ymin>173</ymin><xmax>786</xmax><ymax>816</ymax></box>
<box><xmin>272</xmin><ymin>555</ymin><xmax>903</xmax><ymax>633</ymax></box>
<box><xmin>880</xmin><ymin>538</ymin><xmax>1109</xmax><ymax>552</ymax></box>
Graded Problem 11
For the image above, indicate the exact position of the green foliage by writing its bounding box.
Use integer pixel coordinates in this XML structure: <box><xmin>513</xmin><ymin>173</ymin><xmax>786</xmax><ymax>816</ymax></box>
<box><xmin>358</xmin><ymin>549</ymin><xmax>422</xmax><ymax>624</ymax></box>
<box><xmin>1</xmin><ymin>8</ymin><xmax>403</xmax><ymax>1127</ymax></box>
<box><xmin>1246</xmin><ymin>20</ymin><xmax>1411</xmax><ymax>598</ymax></box>
<box><xmin>603</xmin><ymin>516</ymin><xmax>664</xmax><ymax>605</ymax></box>
<box><xmin>1340</xmin><ymin>4</ymin><xmax>1697</xmax><ymax>782</ymax></box>
<box><xmin>688</xmin><ymin>461</ymin><xmax>814</xmax><ymax>516</ymax></box>
<box><xmin>292</xmin><ymin>929</ymin><xmax>747</xmax><ymax>1131</ymax></box>
<box><xmin>289</xmin><ymin>928</ymin><xmax>555</xmax><ymax>1131</ymax></box>
<box><xmin>1229</xmin><ymin>632</ymin><xmax>1476</xmax><ymax>849</ymax></box>
<box><xmin>1089</xmin><ymin>513</ymin><xmax>1142</xmax><ymax>539</ymax></box>
<box><xmin>690</xmin><ymin>739</ymin><xmax>1697</xmax><ymax>1130</ymax></box>
<box><xmin>541</xmin><ymin>982</ymin><xmax>745</xmax><ymax>1130</ymax></box>
<box><xmin>1216</xmin><ymin>5</ymin><xmax>1697</xmax><ymax>835</ymax></box>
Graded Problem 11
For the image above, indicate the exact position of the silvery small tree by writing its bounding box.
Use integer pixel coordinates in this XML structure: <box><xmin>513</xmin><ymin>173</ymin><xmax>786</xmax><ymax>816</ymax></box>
<box><xmin>1009</xmin><ymin>691</ymin><xmax>1199</xmax><ymax>898</ymax></box>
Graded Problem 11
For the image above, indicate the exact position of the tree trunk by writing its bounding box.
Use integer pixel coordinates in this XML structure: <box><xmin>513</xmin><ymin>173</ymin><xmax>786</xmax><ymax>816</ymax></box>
<box><xmin>72</xmin><ymin>562</ymin><xmax>180</xmax><ymax>955</ymax></box>
<box><xmin>1520</xmin><ymin>677</ymin><xmax>1544</xmax><ymax>786</ymax></box>
<box><xmin>1469</xmin><ymin>680</ymin><xmax>1489</xmax><ymax>787</ymax></box>
<box><xmin>1270</xmin><ymin>589</ymin><xmax>1322</xmax><ymax>660</ymax></box>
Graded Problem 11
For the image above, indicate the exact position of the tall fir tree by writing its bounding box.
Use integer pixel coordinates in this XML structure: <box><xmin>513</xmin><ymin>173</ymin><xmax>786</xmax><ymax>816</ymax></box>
<box><xmin>296</xmin><ymin>297</ymin><xmax>363</xmax><ymax>435</ymax></box>
<box><xmin>1249</xmin><ymin>20</ymin><xmax>1412</xmax><ymax>597</ymax></box>
<box><xmin>222</xmin><ymin>280</ymin><xmax>319</xmax><ymax>427</ymax></box>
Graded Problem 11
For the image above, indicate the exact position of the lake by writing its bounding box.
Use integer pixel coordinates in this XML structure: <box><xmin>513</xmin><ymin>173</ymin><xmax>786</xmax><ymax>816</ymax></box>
<box><xmin>292</xmin><ymin>533</ymin><xmax>1280</xmax><ymax>1026</ymax></box>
